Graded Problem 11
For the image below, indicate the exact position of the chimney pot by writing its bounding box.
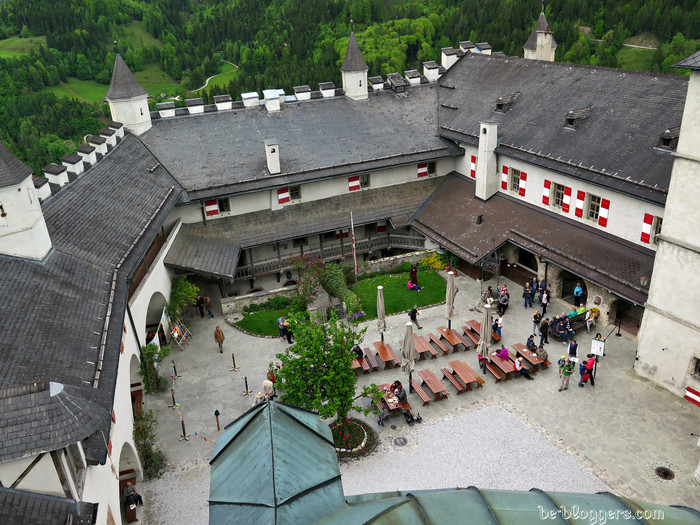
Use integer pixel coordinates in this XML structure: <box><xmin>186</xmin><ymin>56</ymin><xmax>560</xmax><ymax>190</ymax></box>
<box><xmin>265</xmin><ymin>139</ymin><xmax>280</xmax><ymax>174</ymax></box>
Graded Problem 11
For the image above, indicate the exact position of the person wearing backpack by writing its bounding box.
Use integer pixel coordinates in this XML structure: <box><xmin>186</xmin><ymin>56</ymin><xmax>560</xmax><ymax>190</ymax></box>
<box><xmin>532</xmin><ymin>311</ymin><xmax>542</xmax><ymax>336</ymax></box>
<box><xmin>578</xmin><ymin>360</ymin><xmax>590</xmax><ymax>387</ymax></box>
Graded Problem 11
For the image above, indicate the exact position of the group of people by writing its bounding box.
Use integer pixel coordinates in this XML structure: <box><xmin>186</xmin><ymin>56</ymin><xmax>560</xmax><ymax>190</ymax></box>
<box><xmin>522</xmin><ymin>278</ymin><xmax>550</xmax><ymax>312</ymax></box>
<box><xmin>558</xmin><ymin>351</ymin><xmax>597</xmax><ymax>391</ymax></box>
<box><xmin>377</xmin><ymin>380</ymin><xmax>407</xmax><ymax>426</ymax></box>
<box><xmin>254</xmin><ymin>364</ymin><xmax>281</xmax><ymax>405</ymax></box>
<box><xmin>276</xmin><ymin>315</ymin><xmax>294</xmax><ymax>344</ymax></box>
<box><xmin>196</xmin><ymin>294</ymin><xmax>215</xmax><ymax>319</ymax></box>
<box><xmin>407</xmin><ymin>265</ymin><xmax>423</xmax><ymax>292</ymax></box>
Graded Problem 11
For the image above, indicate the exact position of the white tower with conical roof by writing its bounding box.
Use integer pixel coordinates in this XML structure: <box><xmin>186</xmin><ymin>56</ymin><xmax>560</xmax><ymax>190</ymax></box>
<box><xmin>105</xmin><ymin>54</ymin><xmax>151</xmax><ymax>136</ymax></box>
<box><xmin>0</xmin><ymin>143</ymin><xmax>52</xmax><ymax>259</ymax></box>
<box><xmin>523</xmin><ymin>12</ymin><xmax>557</xmax><ymax>62</ymax></box>
<box><xmin>341</xmin><ymin>32</ymin><xmax>369</xmax><ymax>102</ymax></box>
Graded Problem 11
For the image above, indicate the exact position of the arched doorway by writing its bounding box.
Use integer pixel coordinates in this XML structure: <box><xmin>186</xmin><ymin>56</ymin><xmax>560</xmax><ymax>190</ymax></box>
<box><xmin>118</xmin><ymin>441</ymin><xmax>142</xmax><ymax>520</ymax></box>
<box><xmin>559</xmin><ymin>271</ymin><xmax>587</xmax><ymax>305</ymax></box>
<box><xmin>145</xmin><ymin>292</ymin><xmax>167</xmax><ymax>344</ymax></box>
<box><xmin>609</xmin><ymin>299</ymin><xmax>644</xmax><ymax>336</ymax></box>
<box><xmin>130</xmin><ymin>354</ymin><xmax>143</xmax><ymax>417</ymax></box>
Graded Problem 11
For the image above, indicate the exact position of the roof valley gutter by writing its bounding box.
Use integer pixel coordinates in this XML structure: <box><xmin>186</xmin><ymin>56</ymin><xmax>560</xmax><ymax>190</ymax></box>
<box><xmin>93</xmin><ymin>187</ymin><xmax>175</xmax><ymax>389</ymax></box>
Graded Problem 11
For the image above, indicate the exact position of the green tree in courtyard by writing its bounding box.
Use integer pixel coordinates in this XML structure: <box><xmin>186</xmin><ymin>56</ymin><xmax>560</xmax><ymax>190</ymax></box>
<box><xmin>276</xmin><ymin>311</ymin><xmax>378</xmax><ymax>437</ymax></box>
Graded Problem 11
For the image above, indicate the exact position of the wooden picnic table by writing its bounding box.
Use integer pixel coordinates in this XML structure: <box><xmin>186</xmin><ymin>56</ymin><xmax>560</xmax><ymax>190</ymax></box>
<box><xmin>417</xmin><ymin>370</ymin><xmax>449</xmax><ymax>401</ymax></box>
<box><xmin>436</xmin><ymin>326</ymin><xmax>470</xmax><ymax>351</ymax></box>
<box><xmin>448</xmin><ymin>360</ymin><xmax>485</xmax><ymax>390</ymax></box>
<box><xmin>413</xmin><ymin>334</ymin><xmax>438</xmax><ymax>360</ymax></box>
<box><xmin>512</xmin><ymin>343</ymin><xmax>545</xmax><ymax>371</ymax></box>
<box><xmin>465</xmin><ymin>319</ymin><xmax>481</xmax><ymax>336</ymax></box>
<box><xmin>373</xmin><ymin>341</ymin><xmax>401</xmax><ymax>369</ymax></box>
<box><xmin>489</xmin><ymin>352</ymin><xmax>515</xmax><ymax>379</ymax></box>
<box><xmin>378</xmin><ymin>383</ymin><xmax>405</xmax><ymax>415</ymax></box>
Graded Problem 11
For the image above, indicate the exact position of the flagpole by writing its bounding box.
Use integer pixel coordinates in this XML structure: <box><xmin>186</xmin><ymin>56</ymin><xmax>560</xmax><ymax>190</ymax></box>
<box><xmin>351</xmin><ymin>211</ymin><xmax>359</xmax><ymax>301</ymax></box>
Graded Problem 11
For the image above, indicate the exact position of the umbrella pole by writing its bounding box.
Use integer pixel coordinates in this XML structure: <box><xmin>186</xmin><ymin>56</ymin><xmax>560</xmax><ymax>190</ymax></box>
<box><xmin>408</xmin><ymin>371</ymin><xmax>413</xmax><ymax>393</ymax></box>
<box><xmin>381</xmin><ymin>332</ymin><xmax>384</xmax><ymax>342</ymax></box>
<box><xmin>448</xmin><ymin>319</ymin><xmax>451</xmax><ymax>330</ymax></box>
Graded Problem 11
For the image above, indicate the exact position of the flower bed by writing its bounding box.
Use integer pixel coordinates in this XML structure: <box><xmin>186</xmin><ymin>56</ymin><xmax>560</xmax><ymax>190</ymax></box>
<box><xmin>330</xmin><ymin>418</ymin><xmax>378</xmax><ymax>456</ymax></box>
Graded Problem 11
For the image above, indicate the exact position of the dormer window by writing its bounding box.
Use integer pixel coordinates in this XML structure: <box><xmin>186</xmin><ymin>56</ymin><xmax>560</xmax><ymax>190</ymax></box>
<box><xmin>656</xmin><ymin>127</ymin><xmax>679</xmax><ymax>152</ymax></box>
<box><xmin>564</xmin><ymin>106</ymin><xmax>592</xmax><ymax>130</ymax></box>
<box><xmin>495</xmin><ymin>92</ymin><xmax>519</xmax><ymax>113</ymax></box>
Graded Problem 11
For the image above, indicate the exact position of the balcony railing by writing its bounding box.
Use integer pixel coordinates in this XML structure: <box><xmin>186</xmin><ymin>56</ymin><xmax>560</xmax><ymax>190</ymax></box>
<box><xmin>234</xmin><ymin>234</ymin><xmax>425</xmax><ymax>279</ymax></box>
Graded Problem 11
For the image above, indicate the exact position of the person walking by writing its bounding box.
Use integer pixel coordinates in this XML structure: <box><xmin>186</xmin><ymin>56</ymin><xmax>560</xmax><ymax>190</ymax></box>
<box><xmin>539</xmin><ymin>317</ymin><xmax>550</xmax><ymax>345</ymax></box>
<box><xmin>409</xmin><ymin>305</ymin><xmax>422</xmax><ymax>329</ymax></box>
<box><xmin>585</xmin><ymin>353</ymin><xmax>596</xmax><ymax>386</ymax></box>
<box><xmin>559</xmin><ymin>358</ymin><xmax>574</xmax><ymax>391</ymax></box>
<box><xmin>532</xmin><ymin>311</ymin><xmax>542</xmax><ymax>336</ymax></box>
<box><xmin>496</xmin><ymin>313</ymin><xmax>504</xmax><ymax>337</ymax></box>
<box><xmin>573</xmin><ymin>282</ymin><xmax>583</xmax><ymax>307</ymax></box>
<box><xmin>204</xmin><ymin>295</ymin><xmax>214</xmax><ymax>319</ymax></box>
<box><xmin>276</xmin><ymin>316</ymin><xmax>286</xmax><ymax>341</ymax></box>
<box><xmin>214</xmin><ymin>325</ymin><xmax>225</xmax><ymax>353</ymax></box>
<box><xmin>196</xmin><ymin>295</ymin><xmax>205</xmax><ymax>318</ymax></box>
<box><xmin>497</xmin><ymin>291</ymin><xmax>509</xmax><ymax>315</ymax></box>
<box><xmin>567</xmin><ymin>339</ymin><xmax>579</xmax><ymax>360</ymax></box>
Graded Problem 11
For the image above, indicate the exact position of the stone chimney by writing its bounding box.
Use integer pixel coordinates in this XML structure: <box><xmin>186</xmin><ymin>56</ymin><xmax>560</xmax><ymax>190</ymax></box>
<box><xmin>241</xmin><ymin>92</ymin><xmax>260</xmax><ymax>108</ymax></box>
<box><xmin>319</xmin><ymin>82</ymin><xmax>336</xmax><ymax>98</ymax></box>
<box><xmin>441</xmin><ymin>47</ymin><xmax>460</xmax><ymax>70</ymax></box>
<box><xmin>60</xmin><ymin>153</ymin><xmax>84</xmax><ymax>176</ymax></box>
<box><xmin>422</xmin><ymin>61</ymin><xmax>444</xmax><ymax>83</ymax></box>
<box><xmin>265</xmin><ymin>139</ymin><xmax>280</xmax><ymax>174</ymax></box>
<box><xmin>156</xmin><ymin>101</ymin><xmax>176</xmax><ymax>118</ymax></box>
<box><xmin>99</xmin><ymin>128</ymin><xmax>117</xmax><ymax>149</ymax></box>
<box><xmin>475</xmin><ymin>120</ymin><xmax>500</xmax><ymax>201</ymax></box>
<box><xmin>76</xmin><ymin>144</ymin><xmax>97</xmax><ymax>167</ymax></box>
<box><xmin>341</xmin><ymin>32</ymin><xmax>369</xmax><ymax>102</ymax></box>
<box><xmin>186</xmin><ymin>98</ymin><xmax>204</xmax><ymax>114</ymax></box>
<box><xmin>42</xmin><ymin>163</ymin><xmax>69</xmax><ymax>186</ymax></box>
<box><xmin>263</xmin><ymin>90</ymin><xmax>281</xmax><ymax>112</ymax></box>
<box><xmin>213</xmin><ymin>95</ymin><xmax>233</xmax><ymax>111</ymax></box>
<box><xmin>475</xmin><ymin>42</ymin><xmax>492</xmax><ymax>55</ymax></box>
<box><xmin>293</xmin><ymin>85</ymin><xmax>311</xmax><ymax>101</ymax></box>
<box><xmin>523</xmin><ymin>12</ymin><xmax>557</xmax><ymax>62</ymax></box>
<box><xmin>104</xmin><ymin>54</ymin><xmax>151</xmax><ymax>136</ymax></box>
<box><xmin>108</xmin><ymin>121</ymin><xmax>124</xmax><ymax>140</ymax></box>
<box><xmin>0</xmin><ymin>142</ymin><xmax>52</xmax><ymax>260</ymax></box>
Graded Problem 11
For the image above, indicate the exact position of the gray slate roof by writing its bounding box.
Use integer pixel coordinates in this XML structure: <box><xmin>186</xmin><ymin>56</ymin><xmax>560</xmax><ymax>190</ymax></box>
<box><xmin>674</xmin><ymin>50</ymin><xmax>700</xmax><ymax>70</ymax></box>
<box><xmin>165</xmin><ymin>179</ymin><xmax>442</xmax><ymax>278</ymax></box>
<box><xmin>0</xmin><ymin>487</ymin><xmax>97</xmax><ymax>525</ymax></box>
<box><xmin>438</xmin><ymin>54</ymin><xmax>687</xmax><ymax>205</ymax></box>
<box><xmin>0</xmin><ymin>135</ymin><xmax>182</xmax><ymax>462</ymax></box>
<box><xmin>141</xmin><ymin>85</ymin><xmax>457</xmax><ymax>202</ymax></box>
<box><xmin>0</xmin><ymin>381</ymin><xmax>111</xmax><ymax>462</ymax></box>
<box><xmin>340</xmin><ymin>32</ymin><xmax>368</xmax><ymax>72</ymax></box>
<box><xmin>105</xmin><ymin>54</ymin><xmax>147</xmax><ymax>100</ymax></box>
<box><xmin>411</xmin><ymin>174</ymin><xmax>655</xmax><ymax>304</ymax></box>
<box><xmin>523</xmin><ymin>12</ymin><xmax>557</xmax><ymax>50</ymax></box>
<box><xmin>0</xmin><ymin>141</ymin><xmax>32</xmax><ymax>188</ymax></box>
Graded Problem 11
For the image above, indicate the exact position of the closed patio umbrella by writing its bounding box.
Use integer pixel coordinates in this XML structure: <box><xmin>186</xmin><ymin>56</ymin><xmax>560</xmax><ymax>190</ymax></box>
<box><xmin>446</xmin><ymin>271</ymin><xmax>456</xmax><ymax>329</ymax></box>
<box><xmin>377</xmin><ymin>285</ymin><xmax>387</xmax><ymax>341</ymax></box>
<box><xmin>401</xmin><ymin>321</ymin><xmax>417</xmax><ymax>392</ymax></box>
<box><xmin>477</xmin><ymin>303</ymin><xmax>493</xmax><ymax>374</ymax></box>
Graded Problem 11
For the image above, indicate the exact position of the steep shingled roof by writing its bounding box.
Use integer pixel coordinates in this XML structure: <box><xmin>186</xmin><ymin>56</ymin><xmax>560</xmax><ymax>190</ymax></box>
<box><xmin>438</xmin><ymin>54</ymin><xmax>687</xmax><ymax>205</ymax></box>
<box><xmin>340</xmin><ymin>32</ymin><xmax>368</xmax><ymax>72</ymax></box>
<box><xmin>0</xmin><ymin>487</ymin><xmax>97</xmax><ymax>525</ymax></box>
<box><xmin>523</xmin><ymin>11</ymin><xmax>557</xmax><ymax>50</ymax></box>
<box><xmin>105</xmin><ymin>54</ymin><xmax>147</xmax><ymax>100</ymax></box>
<box><xmin>0</xmin><ymin>141</ymin><xmax>32</xmax><ymax>188</ymax></box>
<box><xmin>674</xmin><ymin>50</ymin><xmax>700</xmax><ymax>70</ymax></box>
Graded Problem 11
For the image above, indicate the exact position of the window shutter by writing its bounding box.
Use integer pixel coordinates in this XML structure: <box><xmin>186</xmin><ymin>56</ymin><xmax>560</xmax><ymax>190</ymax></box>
<box><xmin>377</xmin><ymin>221</ymin><xmax>387</xmax><ymax>233</ymax></box>
<box><xmin>470</xmin><ymin>155</ymin><xmax>476</xmax><ymax>178</ymax></box>
<box><xmin>277</xmin><ymin>188</ymin><xmax>290</xmax><ymax>204</ymax></box>
<box><xmin>417</xmin><ymin>163</ymin><xmax>428</xmax><ymax>177</ymax></box>
<box><xmin>598</xmin><ymin>199</ymin><xmax>610</xmax><ymax>227</ymax></box>
<box><xmin>204</xmin><ymin>199</ymin><xmax>219</xmax><ymax>216</ymax></box>
<box><xmin>640</xmin><ymin>213</ymin><xmax>653</xmax><ymax>243</ymax></box>
<box><xmin>519</xmin><ymin>171</ymin><xmax>527</xmax><ymax>196</ymax></box>
<box><xmin>542</xmin><ymin>180</ymin><xmax>551</xmax><ymax>205</ymax></box>
<box><xmin>501</xmin><ymin>166</ymin><xmax>508</xmax><ymax>190</ymax></box>
<box><xmin>575</xmin><ymin>190</ymin><xmax>585</xmax><ymax>218</ymax></box>
<box><xmin>562</xmin><ymin>186</ymin><xmax>572</xmax><ymax>213</ymax></box>
<box><xmin>348</xmin><ymin>176</ymin><xmax>360</xmax><ymax>192</ymax></box>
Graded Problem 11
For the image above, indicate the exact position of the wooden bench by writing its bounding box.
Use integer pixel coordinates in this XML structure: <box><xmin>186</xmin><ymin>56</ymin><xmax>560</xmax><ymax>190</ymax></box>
<box><xmin>451</xmin><ymin>330</ymin><xmax>472</xmax><ymax>351</ymax></box>
<box><xmin>491</xmin><ymin>331</ymin><xmax>501</xmax><ymax>343</ymax></box>
<box><xmin>410</xmin><ymin>379</ymin><xmax>431</xmax><ymax>405</ymax></box>
<box><xmin>418</xmin><ymin>369</ymin><xmax>450</xmax><ymax>401</ymax></box>
<box><xmin>363</xmin><ymin>347</ymin><xmax>379</xmax><ymax>371</ymax></box>
<box><xmin>461</xmin><ymin>326</ymin><xmax>480</xmax><ymax>346</ymax></box>
<box><xmin>352</xmin><ymin>357</ymin><xmax>370</xmax><ymax>374</ymax></box>
<box><xmin>427</xmin><ymin>333</ymin><xmax>451</xmax><ymax>355</ymax></box>
<box><xmin>441</xmin><ymin>368</ymin><xmax>466</xmax><ymax>394</ymax></box>
<box><xmin>482</xmin><ymin>360</ymin><xmax>505</xmax><ymax>382</ymax></box>
<box><xmin>387</xmin><ymin>344</ymin><xmax>402</xmax><ymax>367</ymax></box>
<box><xmin>542</xmin><ymin>359</ymin><xmax>551</xmax><ymax>369</ymax></box>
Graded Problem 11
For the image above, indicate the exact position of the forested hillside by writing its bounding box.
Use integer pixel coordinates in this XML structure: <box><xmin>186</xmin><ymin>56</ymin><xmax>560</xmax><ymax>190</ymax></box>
<box><xmin>0</xmin><ymin>0</ymin><xmax>698</xmax><ymax>174</ymax></box>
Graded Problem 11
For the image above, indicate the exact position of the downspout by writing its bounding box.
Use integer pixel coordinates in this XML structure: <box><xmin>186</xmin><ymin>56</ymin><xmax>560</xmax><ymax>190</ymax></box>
<box><xmin>127</xmin><ymin>304</ymin><xmax>144</xmax><ymax>360</ymax></box>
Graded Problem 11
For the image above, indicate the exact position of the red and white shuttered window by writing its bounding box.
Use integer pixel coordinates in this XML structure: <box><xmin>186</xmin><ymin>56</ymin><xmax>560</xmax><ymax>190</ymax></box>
<box><xmin>501</xmin><ymin>166</ymin><xmax>508</xmax><ymax>189</ymax></box>
<box><xmin>470</xmin><ymin>155</ymin><xmax>477</xmax><ymax>178</ymax></box>
<box><xmin>640</xmin><ymin>213</ymin><xmax>654</xmax><ymax>243</ymax></box>
<box><xmin>598</xmin><ymin>199</ymin><xmax>610</xmax><ymax>227</ymax></box>
<box><xmin>277</xmin><ymin>188</ymin><xmax>290</xmax><ymax>204</ymax></box>
<box><xmin>376</xmin><ymin>221</ymin><xmax>387</xmax><ymax>233</ymax></box>
<box><xmin>542</xmin><ymin>180</ymin><xmax>551</xmax><ymax>205</ymax></box>
<box><xmin>336</xmin><ymin>229</ymin><xmax>349</xmax><ymax>239</ymax></box>
<box><xmin>574</xmin><ymin>191</ymin><xmax>585</xmax><ymax>218</ymax></box>
<box><xmin>204</xmin><ymin>199</ymin><xmax>218</xmax><ymax>216</ymax></box>
<box><xmin>417</xmin><ymin>163</ymin><xmax>428</xmax><ymax>178</ymax></box>
<box><xmin>561</xmin><ymin>186</ymin><xmax>572</xmax><ymax>213</ymax></box>
<box><xmin>348</xmin><ymin>176</ymin><xmax>361</xmax><ymax>192</ymax></box>
<box><xmin>518</xmin><ymin>171</ymin><xmax>527</xmax><ymax>196</ymax></box>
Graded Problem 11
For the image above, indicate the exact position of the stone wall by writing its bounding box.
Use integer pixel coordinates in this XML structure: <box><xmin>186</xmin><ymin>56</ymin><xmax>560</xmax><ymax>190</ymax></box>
<box><xmin>221</xmin><ymin>286</ymin><xmax>297</xmax><ymax>316</ymax></box>
<box><xmin>358</xmin><ymin>249</ymin><xmax>433</xmax><ymax>276</ymax></box>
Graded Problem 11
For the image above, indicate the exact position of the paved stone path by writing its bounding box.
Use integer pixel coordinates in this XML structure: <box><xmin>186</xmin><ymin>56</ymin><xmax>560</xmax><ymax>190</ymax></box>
<box><xmin>138</xmin><ymin>273</ymin><xmax>700</xmax><ymax>524</ymax></box>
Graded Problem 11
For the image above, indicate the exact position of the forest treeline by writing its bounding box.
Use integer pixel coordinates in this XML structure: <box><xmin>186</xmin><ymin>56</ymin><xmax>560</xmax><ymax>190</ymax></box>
<box><xmin>0</xmin><ymin>0</ymin><xmax>698</xmax><ymax>173</ymax></box>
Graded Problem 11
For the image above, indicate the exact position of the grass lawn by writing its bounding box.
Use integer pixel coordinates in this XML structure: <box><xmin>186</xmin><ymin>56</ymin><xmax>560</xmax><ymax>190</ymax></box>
<box><xmin>0</xmin><ymin>35</ymin><xmax>47</xmax><ymax>57</ymax></box>
<box><xmin>358</xmin><ymin>270</ymin><xmax>446</xmax><ymax>320</ymax></box>
<box><xmin>235</xmin><ymin>309</ymin><xmax>286</xmax><ymax>337</ymax></box>
<box><xmin>134</xmin><ymin>63</ymin><xmax>179</xmax><ymax>97</ymax></box>
<box><xmin>616</xmin><ymin>46</ymin><xmax>655</xmax><ymax>71</ymax></box>
<box><xmin>45</xmin><ymin>78</ymin><xmax>108</xmax><ymax>102</ymax></box>
<box><xmin>205</xmin><ymin>62</ymin><xmax>239</xmax><ymax>90</ymax></box>
<box><xmin>122</xmin><ymin>21</ymin><xmax>163</xmax><ymax>49</ymax></box>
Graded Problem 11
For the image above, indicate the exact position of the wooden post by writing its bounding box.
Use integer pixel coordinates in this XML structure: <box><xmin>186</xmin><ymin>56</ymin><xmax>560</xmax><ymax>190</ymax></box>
<box><xmin>241</xmin><ymin>376</ymin><xmax>251</xmax><ymax>396</ymax></box>
<box><xmin>230</xmin><ymin>352</ymin><xmax>240</xmax><ymax>372</ymax></box>
<box><xmin>168</xmin><ymin>388</ymin><xmax>176</xmax><ymax>409</ymax></box>
<box><xmin>172</xmin><ymin>360</ymin><xmax>181</xmax><ymax>378</ymax></box>
<box><xmin>179</xmin><ymin>418</ymin><xmax>190</xmax><ymax>441</ymax></box>
<box><xmin>214</xmin><ymin>410</ymin><xmax>221</xmax><ymax>431</ymax></box>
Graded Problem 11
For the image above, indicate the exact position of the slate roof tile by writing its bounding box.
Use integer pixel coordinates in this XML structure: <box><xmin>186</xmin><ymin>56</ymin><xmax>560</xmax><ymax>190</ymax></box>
<box><xmin>0</xmin><ymin>141</ymin><xmax>32</xmax><ymax>188</ymax></box>
<box><xmin>341</xmin><ymin>32</ymin><xmax>368</xmax><ymax>72</ymax></box>
<box><xmin>105</xmin><ymin>54</ymin><xmax>147</xmax><ymax>100</ymax></box>
<box><xmin>0</xmin><ymin>487</ymin><xmax>97</xmax><ymax>525</ymax></box>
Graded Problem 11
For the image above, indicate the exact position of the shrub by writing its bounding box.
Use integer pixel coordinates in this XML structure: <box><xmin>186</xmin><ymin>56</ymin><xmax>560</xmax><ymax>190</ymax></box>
<box><xmin>167</xmin><ymin>277</ymin><xmax>199</xmax><ymax>319</ymax></box>
<box><xmin>290</xmin><ymin>254</ymin><xmax>326</xmax><ymax>303</ymax></box>
<box><xmin>140</xmin><ymin>343</ymin><xmax>171</xmax><ymax>394</ymax></box>
<box><xmin>134</xmin><ymin>410</ymin><xmax>166</xmax><ymax>479</ymax></box>
<box><xmin>420</xmin><ymin>252</ymin><xmax>444</xmax><ymax>270</ymax></box>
